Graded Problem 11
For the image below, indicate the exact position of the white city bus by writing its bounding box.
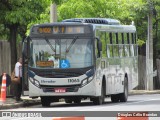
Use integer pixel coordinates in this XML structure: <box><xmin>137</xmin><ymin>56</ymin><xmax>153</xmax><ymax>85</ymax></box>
<box><xmin>22</xmin><ymin>18</ymin><xmax>138</xmax><ymax>106</ymax></box>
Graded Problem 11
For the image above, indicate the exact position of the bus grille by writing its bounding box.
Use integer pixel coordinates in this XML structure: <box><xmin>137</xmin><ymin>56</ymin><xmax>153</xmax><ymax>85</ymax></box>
<box><xmin>36</xmin><ymin>72</ymin><xmax>81</xmax><ymax>78</ymax></box>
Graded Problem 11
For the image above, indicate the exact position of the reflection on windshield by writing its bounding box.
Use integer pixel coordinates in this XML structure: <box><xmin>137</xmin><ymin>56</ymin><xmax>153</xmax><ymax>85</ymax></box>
<box><xmin>29</xmin><ymin>38</ymin><xmax>93</xmax><ymax>69</ymax></box>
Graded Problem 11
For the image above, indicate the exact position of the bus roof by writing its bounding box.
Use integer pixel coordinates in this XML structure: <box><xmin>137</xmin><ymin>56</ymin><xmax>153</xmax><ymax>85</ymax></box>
<box><xmin>62</xmin><ymin>18</ymin><xmax>120</xmax><ymax>25</ymax></box>
<box><xmin>61</xmin><ymin>18</ymin><xmax>136</xmax><ymax>33</ymax></box>
<box><xmin>30</xmin><ymin>18</ymin><xmax>136</xmax><ymax>35</ymax></box>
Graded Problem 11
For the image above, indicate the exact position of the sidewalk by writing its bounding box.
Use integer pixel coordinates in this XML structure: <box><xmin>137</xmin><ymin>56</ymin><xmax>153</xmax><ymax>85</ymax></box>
<box><xmin>0</xmin><ymin>90</ymin><xmax>160</xmax><ymax>110</ymax></box>
<box><xmin>129</xmin><ymin>90</ymin><xmax>160</xmax><ymax>95</ymax></box>
<box><xmin>0</xmin><ymin>96</ymin><xmax>41</xmax><ymax>110</ymax></box>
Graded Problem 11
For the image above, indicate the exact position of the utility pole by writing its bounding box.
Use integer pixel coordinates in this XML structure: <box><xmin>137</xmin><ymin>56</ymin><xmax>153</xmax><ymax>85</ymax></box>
<box><xmin>50</xmin><ymin>3</ymin><xmax>57</xmax><ymax>23</ymax></box>
<box><xmin>146</xmin><ymin>0</ymin><xmax>153</xmax><ymax>90</ymax></box>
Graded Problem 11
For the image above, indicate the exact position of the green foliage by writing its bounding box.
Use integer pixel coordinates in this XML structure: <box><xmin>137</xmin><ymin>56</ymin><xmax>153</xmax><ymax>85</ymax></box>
<box><xmin>1</xmin><ymin>0</ymin><xmax>48</xmax><ymax>24</ymax></box>
<box><xmin>57</xmin><ymin>0</ymin><xmax>145</xmax><ymax>24</ymax></box>
<box><xmin>1</xmin><ymin>0</ymin><xmax>160</xmax><ymax>60</ymax></box>
<box><xmin>0</xmin><ymin>0</ymin><xmax>51</xmax><ymax>38</ymax></box>
<box><xmin>137</xmin><ymin>39</ymin><xmax>145</xmax><ymax>46</ymax></box>
<box><xmin>26</xmin><ymin>6</ymin><xmax>51</xmax><ymax>35</ymax></box>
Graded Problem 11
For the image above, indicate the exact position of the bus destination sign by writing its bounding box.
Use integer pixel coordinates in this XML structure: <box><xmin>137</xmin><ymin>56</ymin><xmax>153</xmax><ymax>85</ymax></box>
<box><xmin>37</xmin><ymin>26</ymin><xmax>85</xmax><ymax>34</ymax></box>
<box><xmin>36</xmin><ymin>61</ymin><xmax>54</xmax><ymax>67</ymax></box>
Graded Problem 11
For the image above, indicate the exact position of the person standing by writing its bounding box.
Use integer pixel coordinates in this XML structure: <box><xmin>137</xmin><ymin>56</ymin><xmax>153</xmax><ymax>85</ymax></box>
<box><xmin>15</xmin><ymin>57</ymin><xmax>23</xmax><ymax>102</ymax></box>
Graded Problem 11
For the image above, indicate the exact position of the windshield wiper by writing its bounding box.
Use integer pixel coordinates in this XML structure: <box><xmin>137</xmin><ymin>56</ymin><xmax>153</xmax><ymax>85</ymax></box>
<box><xmin>45</xmin><ymin>37</ymin><xmax>56</xmax><ymax>52</ymax></box>
<box><xmin>66</xmin><ymin>36</ymin><xmax>78</xmax><ymax>53</ymax></box>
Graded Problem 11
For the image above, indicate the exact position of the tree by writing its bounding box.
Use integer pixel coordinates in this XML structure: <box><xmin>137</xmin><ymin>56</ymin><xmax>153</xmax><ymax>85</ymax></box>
<box><xmin>0</xmin><ymin>0</ymin><xmax>51</xmax><ymax>70</ymax></box>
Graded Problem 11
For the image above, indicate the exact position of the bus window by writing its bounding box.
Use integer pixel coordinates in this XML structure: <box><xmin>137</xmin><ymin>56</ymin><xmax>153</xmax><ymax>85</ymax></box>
<box><xmin>134</xmin><ymin>33</ymin><xmax>137</xmax><ymax>44</ymax></box>
<box><xmin>100</xmin><ymin>32</ymin><xmax>107</xmax><ymax>57</ymax></box>
<box><xmin>111</xmin><ymin>33</ymin><xmax>117</xmax><ymax>57</ymax></box>
<box><xmin>127</xmin><ymin>33</ymin><xmax>133</xmax><ymax>56</ymax></box>
<box><xmin>134</xmin><ymin>45</ymin><xmax>138</xmax><ymax>56</ymax></box>
<box><xmin>106</xmin><ymin>45</ymin><xmax>113</xmax><ymax>58</ymax></box>
<box><xmin>109</xmin><ymin>33</ymin><xmax>112</xmax><ymax>44</ymax></box>
<box><xmin>121</xmin><ymin>33</ymin><xmax>124</xmax><ymax>44</ymax></box>
<box><xmin>119</xmin><ymin>45</ymin><xmax>125</xmax><ymax>57</ymax></box>
<box><xmin>127</xmin><ymin>33</ymin><xmax>130</xmax><ymax>44</ymax></box>
<box><xmin>95</xmin><ymin>40</ymin><xmax>100</xmax><ymax>58</ymax></box>
<box><xmin>129</xmin><ymin>33</ymin><xmax>132</xmax><ymax>44</ymax></box>
<box><xmin>116</xmin><ymin>33</ymin><xmax>119</xmax><ymax>44</ymax></box>
<box><xmin>130</xmin><ymin>44</ymin><xmax>134</xmax><ymax>56</ymax></box>
<box><xmin>131</xmin><ymin>33</ymin><xmax>134</xmax><ymax>44</ymax></box>
<box><xmin>112</xmin><ymin>33</ymin><xmax>116</xmax><ymax>44</ymax></box>
<box><xmin>124</xmin><ymin>45</ymin><xmax>130</xmax><ymax>57</ymax></box>
<box><xmin>117</xmin><ymin>33</ymin><xmax>122</xmax><ymax>45</ymax></box>
<box><xmin>96</xmin><ymin>30</ymin><xmax>112</xmax><ymax>58</ymax></box>
<box><xmin>124</xmin><ymin>33</ymin><xmax>128</xmax><ymax>44</ymax></box>
<box><xmin>105</xmin><ymin>33</ymin><xmax>110</xmax><ymax>44</ymax></box>
<box><xmin>113</xmin><ymin>45</ymin><xmax>119</xmax><ymax>57</ymax></box>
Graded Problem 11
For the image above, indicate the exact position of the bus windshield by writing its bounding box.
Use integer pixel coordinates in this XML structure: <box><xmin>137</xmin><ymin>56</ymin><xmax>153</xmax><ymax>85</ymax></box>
<box><xmin>29</xmin><ymin>38</ymin><xmax>93</xmax><ymax>69</ymax></box>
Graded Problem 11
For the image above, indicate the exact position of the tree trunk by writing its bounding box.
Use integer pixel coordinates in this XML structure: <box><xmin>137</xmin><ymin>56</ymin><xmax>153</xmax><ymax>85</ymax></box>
<box><xmin>8</xmin><ymin>24</ymin><xmax>18</xmax><ymax>71</ymax></box>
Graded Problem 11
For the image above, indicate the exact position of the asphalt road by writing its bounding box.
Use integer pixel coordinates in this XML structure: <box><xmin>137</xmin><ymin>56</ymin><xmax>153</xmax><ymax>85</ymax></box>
<box><xmin>1</xmin><ymin>94</ymin><xmax>160</xmax><ymax>120</ymax></box>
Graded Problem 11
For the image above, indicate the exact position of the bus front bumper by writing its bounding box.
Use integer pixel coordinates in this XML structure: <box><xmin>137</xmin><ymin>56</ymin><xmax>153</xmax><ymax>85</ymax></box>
<box><xmin>29</xmin><ymin>79</ymin><xmax>97</xmax><ymax>97</ymax></box>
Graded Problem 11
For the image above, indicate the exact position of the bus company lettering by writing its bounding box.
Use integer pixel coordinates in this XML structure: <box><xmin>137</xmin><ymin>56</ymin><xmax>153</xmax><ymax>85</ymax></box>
<box><xmin>41</xmin><ymin>80</ymin><xmax>55</xmax><ymax>83</ymax></box>
<box><xmin>68</xmin><ymin>79</ymin><xmax>80</xmax><ymax>83</ymax></box>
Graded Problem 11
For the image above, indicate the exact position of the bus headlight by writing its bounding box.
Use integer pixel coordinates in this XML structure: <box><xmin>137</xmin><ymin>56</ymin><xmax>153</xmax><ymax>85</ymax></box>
<box><xmin>88</xmin><ymin>76</ymin><xmax>94</xmax><ymax>82</ymax></box>
<box><xmin>81</xmin><ymin>76</ymin><xmax>94</xmax><ymax>87</ymax></box>
<box><xmin>29</xmin><ymin>77</ymin><xmax>41</xmax><ymax>88</ymax></box>
<box><xmin>81</xmin><ymin>79</ymin><xmax>88</xmax><ymax>86</ymax></box>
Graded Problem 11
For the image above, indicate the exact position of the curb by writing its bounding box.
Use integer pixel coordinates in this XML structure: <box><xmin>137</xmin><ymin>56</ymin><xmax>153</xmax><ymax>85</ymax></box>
<box><xmin>129</xmin><ymin>90</ymin><xmax>160</xmax><ymax>95</ymax></box>
<box><xmin>0</xmin><ymin>99</ymin><xmax>41</xmax><ymax>110</ymax></box>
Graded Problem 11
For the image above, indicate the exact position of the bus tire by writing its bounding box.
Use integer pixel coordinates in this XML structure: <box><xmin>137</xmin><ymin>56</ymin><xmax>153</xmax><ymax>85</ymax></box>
<box><xmin>65</xmin><ymin>99</ymin><xmax>72</xmax><ymax>103</ymax></box>
<box><xmin>73</xmin><ymin>98</ymin><xmax>81</xmax><ymax>104</ymax></box>
<box><xmin>111</xmin><ymin>94</ymin><xmax>119</xmax><ymax>102</ymax></box>
<box><xmin>119</xmin><ymin>77</ymin><xmax>128</xmax><ymax>102</ymax></box>
<box><xmin>41</xmin><ymin>97</ymin><xmax>51</xmax><ymax>107</ymax></box>
<box><xmin>93</xmin><ymin>85</ymin><xmax>105</xmax><ymax>105</ymax></box>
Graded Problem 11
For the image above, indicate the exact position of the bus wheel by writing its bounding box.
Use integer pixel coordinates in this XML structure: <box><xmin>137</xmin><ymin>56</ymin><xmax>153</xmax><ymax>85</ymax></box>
<box><xmin>65</xmin><ymin>99</ymin><xmax>72</xmax><ymax>103</ymax></box>
<box><xmin>93</xmin><ymin>85</ymin><xmax>105</xmax><ymax>105</ymax></box>
<box><xmin>119</xmin><ymin>77</ymin><xmax>128</xmax><ymax>102</ymax></box>
<box><xmin>111</xmin><ymin>94</ymin><xmax>119</xmax><ymax>102</ymax></box>
<box><xmin>73</xmin><ymin>99</ymin><xmax>81</xmax><ymax>104</ymax></box>
<box><xmin>41</xmin><ymin>97</ymin><xmax>51</xmax><ymax>107</ymax></box>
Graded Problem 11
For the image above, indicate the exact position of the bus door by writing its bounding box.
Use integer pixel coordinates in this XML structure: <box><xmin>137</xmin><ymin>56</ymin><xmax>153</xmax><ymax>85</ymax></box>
<box><xmin>22</xmin><ymin>63</ymin><xmax>29</xmax><ymax>95</ymax></box>
<box><xmin>22</xmin><ymin>38</ymin><xmax>29</xmax><ymax>96</ymax></box>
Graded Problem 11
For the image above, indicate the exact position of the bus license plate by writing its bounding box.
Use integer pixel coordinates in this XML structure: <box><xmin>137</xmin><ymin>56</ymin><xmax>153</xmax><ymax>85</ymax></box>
<box><xmin>54</xmin><ymin>88</ymin><xmax>66</xmax><ymax>93</ymax></box>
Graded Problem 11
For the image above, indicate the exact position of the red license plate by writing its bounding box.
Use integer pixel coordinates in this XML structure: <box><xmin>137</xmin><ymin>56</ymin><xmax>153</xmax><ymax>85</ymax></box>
<box><xmin>54</xmin><ymin>88</ymin><xmax>66</xmax><ymax>93</ymax></box>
